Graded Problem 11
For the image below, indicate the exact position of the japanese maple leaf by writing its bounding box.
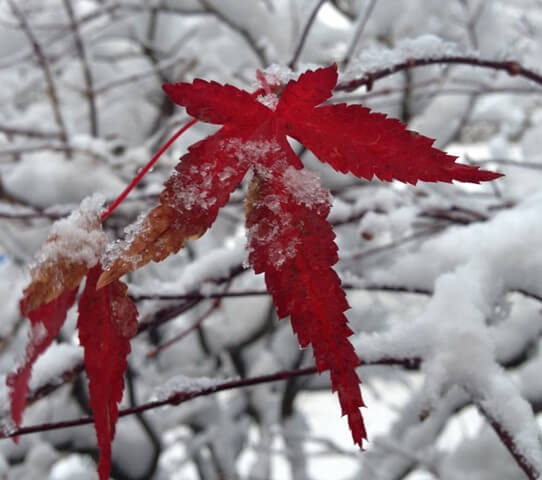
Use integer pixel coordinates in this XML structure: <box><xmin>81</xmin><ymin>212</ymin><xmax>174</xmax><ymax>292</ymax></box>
<box><xmin>7</xmin><ymin>288</ymin><xmax>78</xmax><ymax>435</ymax></box>
<box><xmin>98</xmin><ymin>64</ymin><xmax>500</xmax><ymax>447</ymax></box>
<box><xmin>7</xmin><ymin>197</ymin><xmax>137</xmax><ymax>480</ymax></box>
<box><xmin>78</xmin><ymin>264</ymin><xmax>138</xmax><ymax>480</ymax></box>
<box><xmin>8</xmin><ymin>196</ymin><xmax>105</xmax><ymax>437</ymax></box>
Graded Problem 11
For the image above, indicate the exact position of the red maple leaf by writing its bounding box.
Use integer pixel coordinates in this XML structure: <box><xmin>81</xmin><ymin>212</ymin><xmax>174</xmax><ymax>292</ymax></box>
<box><xmin>77</xmin><ymin>264</ymin><xmax>138</xmax><ymax>480</ymax></box>
<box><xmin>7</xmin><ymin>289</ymin><xmax>78</xmax><ymax>436</ymax></box>
<box><xmin>99</xmin><ymin>64</ymin><xmax>501</xmax><ymax>447</ymax></box>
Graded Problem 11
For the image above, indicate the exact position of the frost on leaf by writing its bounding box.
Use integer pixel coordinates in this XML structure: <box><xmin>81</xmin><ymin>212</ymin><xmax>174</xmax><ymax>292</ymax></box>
<box><xmin>98</xmin><ymin>128</ymin><xmax>250</xmax><ymax>288</ymax></box>
<box><xmin>246</xmin><ymin>169</ymin><xmax>367</xmax><ymax>446</ymax></box>
<box><xmin>21</xmin><ymin>194</ymin><xmax>106</xmax><ymax>314</ymax></box>
<box><xmin>78</xmin><ymin>264</ymin><xmax>138</xmax><ymax>480</ymax></box>
<box><xmin>8</xmin><ymin>288</ymin><xmax>78</xmax><ymax>435</ymax></box>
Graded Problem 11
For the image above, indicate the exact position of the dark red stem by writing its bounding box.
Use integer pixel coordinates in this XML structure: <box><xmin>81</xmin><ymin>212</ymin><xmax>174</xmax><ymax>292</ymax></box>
<box><xmin>336</xmin><ymin>56</ymin><xmax>542</xmax><ymax>92</ymax></box>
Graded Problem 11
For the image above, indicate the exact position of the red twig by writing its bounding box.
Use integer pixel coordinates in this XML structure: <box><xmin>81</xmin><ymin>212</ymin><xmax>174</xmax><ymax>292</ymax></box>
<box><xmin>336</xmin><ymin>56</ymin><xmax>542</xmax><ymax>92</ymax></box>
<box><xmin>100</xmin><ymin>118</ymin><xmax>197</xmax><ymax>222</ymax></box>
<box><xmin>477</xmin><ymin>403</ymin><xmax>540</xmax><ymax>480</ymax></box>
<box><xmin>146</xmin><ymin>299</ymin><xmax>221</xmax><ymax>358</ymax></box>
<box><xmin>2</xmin><ymin>357</ymin><xmax>420</xmax><ymax>439</ymax></box>
<box><xmin>63</xmin><ymin>0</ymin><xmax>98</xmax><ymax>136</ymax></box>
<box><xmin>7</xmin><ymin>0</ymin><xmax>69</xmax><ymax>150</ymax></box>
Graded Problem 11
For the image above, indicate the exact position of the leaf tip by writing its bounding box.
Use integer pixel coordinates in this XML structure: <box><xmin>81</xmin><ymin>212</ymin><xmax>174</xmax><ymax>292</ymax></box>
<box><xmin>96</xmin><ymin>270</ymin><xmax>116</xmax><ymax>290</ymax></box>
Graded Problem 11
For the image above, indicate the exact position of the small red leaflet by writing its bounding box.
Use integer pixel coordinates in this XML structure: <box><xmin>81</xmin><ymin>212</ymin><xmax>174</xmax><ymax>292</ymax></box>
<box><xmin>78</xmin><ymin>264</ymin><xmax>138</xmax><ymax>480</ymax></box>
<box><xmin>8</xmin><ymin>288</ymin><xmax>78</xmax><ymax>438</ymax></box>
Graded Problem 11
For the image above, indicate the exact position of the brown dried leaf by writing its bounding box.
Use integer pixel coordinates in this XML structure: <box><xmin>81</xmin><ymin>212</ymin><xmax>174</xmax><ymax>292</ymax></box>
<box><xmin>98</xmin><ymin>128</ymin><xmax>250</xmax><ymax>289</ymax></box>
<box><xmin>22</xmin><ymin>260</ymin><xmax>90</xmax><ymax>315</ymax></box>
<box><xmin>21</xmin><ymin>195</ymin><xmax>106</xmax><ymax>315</ymax></box>
<box><xmin>97</xmin><ymin>203</ymin><xmax>202</xmax><ymax>289</ymax></box>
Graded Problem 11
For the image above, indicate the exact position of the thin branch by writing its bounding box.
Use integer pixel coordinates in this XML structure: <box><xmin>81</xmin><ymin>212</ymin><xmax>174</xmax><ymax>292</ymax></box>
<box><xmin>114</xmin><ymin>1</ymin><xmax>206</xmax><ymax>16</ymax></box>
<box><xmin>124</xmin><ymin>365</ymin><xmax>162</xmax><ymax>479</ymax></box>
<box><xmin>0</xmin><ymin>123</ymin><xmax>62</xmax><ymax>139</ymax></box>
<box><xmin>131</xmin><ymin>283</ymin><xmax>433</xmax><ymax>302</ymax></box>
<box><xmin>345</xmin><ymin>225</ymin><xmax>447</xmax><ymax>260</ymax></box>
<box><xmin>63</xmin><ymin>0</ymin><xmax>98</xmax><ymax>136</ymax></box>
<box><xmin>0</xmin><ymin>143</ymin><xmax>108</xmax><ymax>161</ymax></box>
<box><xmin>288</xmin><ymin>0</ymin><xmax>328</xmax><ymax>68</ymax></box>
<box><xmin>146</xmin><ymin>299</ymin><xmax>221</xmax><ymax>358</ymax></box>
<box><xmin>331</xmin><ymin>84</ymin><xmax>542</xmax><ymax>105</ymax></box>
<box><xmin>336</xmin><ymin>56</ymin><xmax>542</xmax><ymax>92</ymax></box>
<box><xmin>472</xmin><ymin>158</ymin><xmax>542</xmax><ymax>172</ymax></box>
<box><xmin>477</xmin><ymin>402</ymin><xmax>540</xmax><ymax>480</ymax></box>
<box><xmin>93</xmin><ymin>54</ymin><xmax>194</xmax><ymax>95</ymax></box>
<box><xmin>342</xmin><ymin>0</ymin><xmax>378</xmax><ymax>67</ymax></box>
<box><xmin>100</xmin><ymin>118</ymin><xmax>198</xmax><ymax>222</ymax></box>
<box><xmin>199</xmin><ymin>0</ymin><xmax>268</xmax><ymax>67</ymax></box>
<box><xmin>0</xmin><ymin>3</ymin><xmax>121</xmax><ymax>70</ymax></box>
<box><xmin>460</xmin><ymin>0</ymin><xmax>489</xmax><ymax>50</ymax></box>
<box><xmin>2</xmin><ymin>357</ymin><xmax>420</xmax><ymax>439</ymax></box>
<box><xmin>7</xmin><ymin>0</ymin><xmax>69</xmax><ymax>149</ymax></box>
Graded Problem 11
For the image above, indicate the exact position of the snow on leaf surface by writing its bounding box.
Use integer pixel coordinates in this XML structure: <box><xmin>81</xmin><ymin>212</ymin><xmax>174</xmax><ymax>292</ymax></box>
<box><xmin>7</xmin><ymin>288</ymin><xmax>78</xmax><ymax>435</ymax></box>
<box><xmin>99</xmin><ymin>127</ymin><xmax>251</xmax><ymax>288</ymax></box>
<box><xmin>246</xmin><ymin>168</ymin><xmax>366</xmax><ymax>445</ymax></box>
<box><xmin>77</xmin><ymin>264</ymin><xmax>138</xmax><ymax>480</ymax></box>
<box><xmin>21</xmin><ymin>194</ymin><xmax>106</xmax><ymax>314</ymax></box>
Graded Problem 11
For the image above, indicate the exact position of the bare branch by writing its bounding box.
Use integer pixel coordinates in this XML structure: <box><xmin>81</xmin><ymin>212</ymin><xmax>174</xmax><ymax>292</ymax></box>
<box><xmin>7</xmin><ymin>0</ymin><xmax>69</xmax><ymax>150</ymax></box>
<box><xmin>0</xmin><ymin>123</ymin><xmax>62</xmax><ymax>140</ymax></box>
<box><xmin>477</xmin><ymin>402</ymin><xmax>540</xmax><ymax>480</ymax></box>
<box><xmin>2</xmin><ymin>356</ymin><xmax>421</xmax><ymax>440</ymax></box>
<box><xmin>337</xmin><ymin>56</ymin><xmax>542</xmax><ymax>92</ymax></box>
<box><xmin>0</xmin><ymin>143</ymin><xmax>108</xmax><ymax>162</ymax></box>
<box><xmin>63</xmin><ymin>0</ymin><xmax>98</xmax><ymax>136</ymax></box>
<box><xmin>93</xmin><ymin>54</ymin><xmax>194</xmax><ymax>95</ymax></box>
<box><xmin>342</xmin><ymin>0</ymin><xmax>378</xmax><ymax>67</ymax></box>
<box><xmin>288</xmin><ymin>0</ymin><xmax>328</xmax><ymax>68</ymax></box>
<box><xmin>199</xmin><ymin>0</ymin><xmax>269</xmax><ymax>67</ymax></box>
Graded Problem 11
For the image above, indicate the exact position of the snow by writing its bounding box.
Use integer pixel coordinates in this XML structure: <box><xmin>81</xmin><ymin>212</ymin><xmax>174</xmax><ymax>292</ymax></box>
<box><xmin>2</xmin><ymin>152</ymin><xmax>125</xmax><ymax>209</ymax></box>
<box><xmin>169</xmin><ymin>172</ymin><xmax>218</xmax><ymax>211</ymax></box>
<box><xmin>352</xmin><ymin>193</ymin><xmax>542</xmax><ymax>472</ymax></box>
<box><xmin>49</xmin><ymin>454</ymin><xmax>97</xmax><ymax>480</ymax></box>
<box><xmin>221</xmin><ymin>137</ymin><xmax>282</xmax><ymax>167</ymax></box>
<box><xmin>150</xmin><ymin>374</ymin><xmax>227</xmax><ymax>402</ymax></box>
<box><xmin>129</xmin><ymin>232</ymin><xmax>247</xmax><ymax>296</ymax></box>
<box><xmin>34</xmin><ymin>193</ymin><xmax>106</xmax><ymax>269</ymax></box>
<box><xmin>102</xmin><ymin>210</ymin><xmax>147</xmax><ymax>271</ymax></box>
<box><xmin>253</xmin><ymin>64</ymin><xmax>298</xmax><ymax>89</ymax></box>
<box><xmin>257</xmin><ymin>92</ymin><xmax>280</xmax><ymax>110</ymax></box>
<box><xmin>0</xmin><ymin>259</ymin><xmax>25</xmax><ymax>337</ymax></box>
<box><xmin>343</xmin><ymin>34</ymin><xmax>463</xmax><ymax>81</ymax></box>
<box><xmin>1</xmin><ymin>3</ymin><xmax>542</xmax><ymax>479</ymax></box>
<box><xmin>29</xmin><ymin>343</ymin><xmax>82</xmax><ymax>392</ymax></box>
<box><xmin>365</xmin><ymin>192</ymin><xmax>542</xmax><ymax>295</ymax></box>
<box><xmin>246</xmin><ymin>165</ymin><xmax>333</xmax><ymax>270</ymax></box>
<box><xmin>282</xmin><ymin>166</ymin><xmax>331</xmax><ymax>211</ymax></box>
<box><xmin>112</xmin><ymin>418</ymin><xmax>158</xmax><ymax>478</ymax></box>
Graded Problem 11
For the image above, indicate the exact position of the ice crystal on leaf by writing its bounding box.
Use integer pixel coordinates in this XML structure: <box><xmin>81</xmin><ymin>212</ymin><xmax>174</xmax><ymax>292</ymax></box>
<box><xmin>21</xmin><ymin>194</ymin><xmax>106</xmax><ymax>315</ymax></box>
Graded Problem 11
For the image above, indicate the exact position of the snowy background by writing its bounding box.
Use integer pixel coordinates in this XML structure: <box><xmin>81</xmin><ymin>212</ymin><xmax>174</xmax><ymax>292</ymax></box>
<box><xmin>1</xmin><ymin>0</ymin><xmax>542</xmax><ymax>479</ymax></box>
